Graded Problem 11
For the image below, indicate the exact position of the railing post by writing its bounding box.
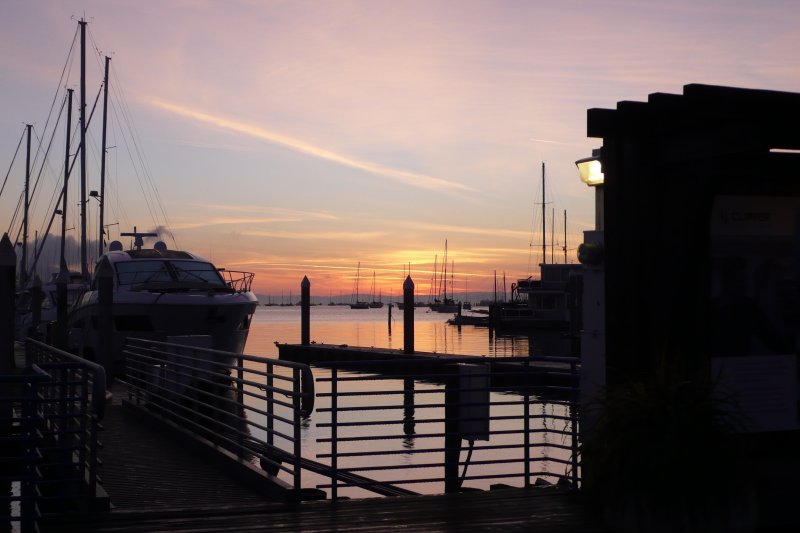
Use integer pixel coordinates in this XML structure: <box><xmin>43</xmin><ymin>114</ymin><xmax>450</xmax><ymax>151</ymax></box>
<box><xmin>403</xmin><ymin>276</ymin><xmax>414</xmax><ymax>354</ymax></box>
<box><xmin>293</xmin><ymin>368</ymin><xmax>302</xmax><ymax>496</ymax></box>
<box><xmin>331</xmin><ymin>366</ymin><xmax>338</xmax><ymax>500</ymax></box>
<box><xmin>266</xmin><ymin>362</ymin><xmax>274</xmax><ymax>452</ymax></box>
<box><xmin>237</xmin><ymin>355</ymin><xmax>245</xmax><ymax>457</ymax></box>
<box><xmin>19</xmin><ymin>376</ymin><xmax>40</xmax><ymax>531</ymax></box>
<box><xmin>97</xmin><ymin>256</ymin><xmax>114</xmax><ymax>381</ymax></box>
<box><xmin>0</xmin><ymin>233</ymin><xmax>16</xmax><ymax>373</ymax></box>
<box><xmin>570</xmin><ymin>360</ymin><xmax>579</xmax><ymax>489</ymax></box>
<box><xmin>443</xmin><ymin>372</ymin><xmax>460</xmax><ymax>493</ymax></box>
<box><xmin>301</xmin><ymin>276</ymin><xmax>310</xmax><ymax>345</ymax></box>
<box><xmin>523</xmin><ymin>358</ymin><xmax>531</xmax><ymax>488</ymax></box>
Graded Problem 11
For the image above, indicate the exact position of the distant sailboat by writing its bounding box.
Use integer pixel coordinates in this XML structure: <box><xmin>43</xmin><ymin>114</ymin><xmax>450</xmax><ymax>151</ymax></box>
<box><xmin>350</xmin><ymin>262</ymin><xmax>370</xmax><ymax>309</ymax></box>
<box><xmin>369</xmin><ymin>272</ymin><xmax>384</xmax><ymax>308</ymax></box>
<box><xmin>429</xmin><ymin>240</ymin><xmax>459</xmax><ymax>313</ymax></box>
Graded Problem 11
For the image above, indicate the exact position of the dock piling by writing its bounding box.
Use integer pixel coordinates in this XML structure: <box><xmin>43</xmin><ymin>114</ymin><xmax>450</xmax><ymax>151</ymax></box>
<box><xmin>29</xmin><ymin>274</ymin><xmax>41</xmax><ymax>339</ymax></box>
<box><xmin>301</xmin><ymin>276</ymin><xmax>310</xmax><ymax>345</ymax></box>
<box><xmin>0</xmin><ymin>233</ymin><xmax>16</xmax><ymax>372</ymax></box>
<box><xmin>403</xmin><ymin>276</ymin><xmax>414</xmax><ymax>354</ymax></box>
<box><xmin>55</xmin><ymin>262</ymin><xmax>68</xmax><ymax>349</ymax></box>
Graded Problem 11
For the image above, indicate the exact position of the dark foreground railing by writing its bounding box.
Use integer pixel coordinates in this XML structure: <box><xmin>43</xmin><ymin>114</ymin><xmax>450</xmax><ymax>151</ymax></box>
<box><xmin>316</xmin><ymin>356</ymin><xmax>580</xmax><ymax>499</ymax></box>
<box><xmin>121</xmin><ymin>338</ymin><xmax>315</xmax><ymax>498</ymax></box>
<box><xmin>1</xmin><ymin>339</ymin><xmax>107</xmax><ymax>532</ymax></box>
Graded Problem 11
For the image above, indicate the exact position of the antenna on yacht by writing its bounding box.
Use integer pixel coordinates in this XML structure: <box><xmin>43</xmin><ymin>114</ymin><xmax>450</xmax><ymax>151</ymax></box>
<box><xmin>120</xmin><ymin>226</ymin><xmax>158</xmax><ymax>251</ymax></box>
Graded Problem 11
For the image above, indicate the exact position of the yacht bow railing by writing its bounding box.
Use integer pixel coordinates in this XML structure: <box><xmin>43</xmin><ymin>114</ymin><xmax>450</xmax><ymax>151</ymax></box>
<box><xmin>220</xmin><ymin>270</ymin><xmax>255</xmax><ymax>292</ymax></box>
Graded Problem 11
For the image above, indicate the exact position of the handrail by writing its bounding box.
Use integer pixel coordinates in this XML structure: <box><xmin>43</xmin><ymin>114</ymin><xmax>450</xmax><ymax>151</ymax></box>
<box><xmin>5</xmin><ymin>338</ymin><xmax>109</xmax><ymax>528</ymax></box>
<box><xmin>120</xmin><ymin>337</ymin><xmax>314</xmax><ymax>497</ymax></box>
<box><xmin>1</xmin><ymin>364</ymin><xmax>50</xmax><ymax>532</ymax></box>
<box><xmin>316</xmin><ymin>356</ymin><xmax>580</xmax><ymax>499</ymax></box>
<box><xmin>25</xmin><ymin>337</ymin><xmax>107</xmax><ymax>421</ymax></box>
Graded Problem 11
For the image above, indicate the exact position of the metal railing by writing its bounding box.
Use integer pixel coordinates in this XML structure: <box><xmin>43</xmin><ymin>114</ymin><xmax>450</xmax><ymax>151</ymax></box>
<box><xmin>1</xmin><ymin>339</ymin><xmax>107</xmax><ymax>531</ymax></box>
<box><xmin>24</xmin><ymin>339</ymin><xmax>107</xmax><ymax>516</ymax></box>
<box><xmin>1</xmin><ymin>364</ymin><xmax>50</xmax><ymax>532</ymax></box>
<box><xmin>219</xmin><ymin>270</ymin><xmax>255</xmax><ymax>292</ymax></box>
<box><xmin>121</xmin><ymin>338</ymin><xmax>314</xmax><ymax>496</ymax></box>
<box><xmin>315</xmin><ymin>356</ymin><xmax>580</xmax><ymax>499</ymax></box>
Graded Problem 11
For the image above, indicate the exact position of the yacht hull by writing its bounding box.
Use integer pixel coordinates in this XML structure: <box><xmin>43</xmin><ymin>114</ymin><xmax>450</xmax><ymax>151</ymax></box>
<box><xmin>68</xmin><ymin>291</ymin><xmax>258</xmax><ymax>374</ymax></box>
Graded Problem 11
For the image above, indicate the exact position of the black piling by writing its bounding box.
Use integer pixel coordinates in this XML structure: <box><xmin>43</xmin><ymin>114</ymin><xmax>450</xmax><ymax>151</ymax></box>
<box><xmin>0</xmin><ymin>233</ymin><xmax>13</xmax><ymax>533</ymax></box>
<box><xmin>55</xmin><ymin>263</ymin><xmax>68</xmax><ymax>349</ymax></box>
<box><xmin>388</xmin><ymin>303</ymin><xmax>393</xmax><ymax>336</ymax></box>
<box><xmin>29</xmin><ymin>274</ymin><xmax>41</xmax><ymax>340</ymax></box>
<box><xmin>403</xmin><ymin>276</ymin><xmax>414</xmax><ymax>355</ymax></box>
<box><xmin>0</xmin><ymin>233</ymin><xmax>15</xmax><ymax>373</ymax></box>
<box><xmin>301</xmin><ymin>276</ymin><xmax>310</xmax><ymax>345</ymax></box>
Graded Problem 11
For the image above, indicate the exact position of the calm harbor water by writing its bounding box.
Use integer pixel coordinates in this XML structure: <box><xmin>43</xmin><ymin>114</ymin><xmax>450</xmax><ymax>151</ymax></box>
<box><xmin>241</xmin><ymin>305</ymin><xmax>576</xmax><ymax>498</ymax></box>
<box><xmin>244</xmin><ymin>304</ymin><xmax>574</xmax><ymax>358</ymax></box>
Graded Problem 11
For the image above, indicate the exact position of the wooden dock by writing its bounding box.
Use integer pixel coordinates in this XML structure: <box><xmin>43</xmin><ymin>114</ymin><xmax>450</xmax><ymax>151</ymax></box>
<box><xmin>43</xmin><ymin>381</ymin><xmax>603</xmax><ymax>532</ymax></box>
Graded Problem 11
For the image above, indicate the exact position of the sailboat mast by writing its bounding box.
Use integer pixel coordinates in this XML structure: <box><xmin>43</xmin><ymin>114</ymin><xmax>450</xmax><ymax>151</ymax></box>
<box><xmin>541</xmin><ymin>162</ymin><xmax>546</xmax><ymax>266</ymax></box>
<box><xmin>98</xmin><ymin>55</ymin><xmax>110</xmax><ymax>257</ymax></box>
<box><xmin>355</xmin><ymin>262</ymin><xmax>360</xmax><ymax>301</ymax></box>
<box><xmin>79</xmin><ymin>18</ymin><xmax>88</xmax><ymax>280</ymax></box>
<box><xmin>60</xmin><ymin>89</ymin><xmax>73</xmax><ymax>268</ymax></box>
<box><xmin>442</xmin><ymin>240</ymin><xmax>448</xmax><ymax>299</ymax></box>
<box><xmin>22</xmin><ymin>123</ymin><xmax>31</xmax><ymax>287</ymax></box>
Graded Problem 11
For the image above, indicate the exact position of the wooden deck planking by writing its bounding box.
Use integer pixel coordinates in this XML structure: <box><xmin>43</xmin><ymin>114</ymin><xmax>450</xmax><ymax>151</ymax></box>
<box><xmin>54</xmin><ymin>488</ymin><xmax>602</xmax><ymax>532</ymax></box>
<box><xmin>96</xmin><ymin>386</ymin><xmax>270</xmax><ymax>512</ymax></box>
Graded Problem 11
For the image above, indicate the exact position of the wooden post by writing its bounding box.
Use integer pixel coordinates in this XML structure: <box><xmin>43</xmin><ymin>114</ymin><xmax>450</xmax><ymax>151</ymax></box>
<box><xmin>55</xmin><ymin>263</ymin><xmax>68</xmax><ymax>349</ymax></box>
<box><xmin>29</xmin><ymin>274</ymin><xmax>42</xmax><ymax>340</ymax></box>
<box><xmin>0</xmin><ymin>233</ymin><xmax>16</xmax><ymax>373</ymax></box>
<box><xmin>387</xmin><ymin>303</ymin><xmax>393</xmax><ymax>336</ymax></box>
<box><xmin>403</xmin><ymin>276</ymin><xmax>414</xmax><ymax>354</ymax></box>
<box><xmin>301</xmin><ymin>276</ymin><xmax>310</xmax><ymax>345</ymax></box>
<box><xmin>97</xmin><ymin>257</ymin><xmax>114</xmax><ymax>380</ymax></box>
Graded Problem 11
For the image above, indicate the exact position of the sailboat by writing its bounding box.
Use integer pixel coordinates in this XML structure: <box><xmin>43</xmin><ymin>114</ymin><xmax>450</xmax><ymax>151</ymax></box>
<box><xmin>429</xmin><ymin>240</ymin><xmax>460</xmax><ymax>313</ymax></box>
<box><xmin>350</xmin><ymin>262</ymin><xmax>369</xmax><ymax>309</ymax></box>
<box><xmin>489</xmin><ymin>162</ymin><xmax>582</xmax><ymax>330</ymax></box>
<box><xmin>368</xmin><ymin>272</ymin><xmax>384</xmax><ymax>308</ymax></box>
<box><xmin>5</xmin><ymin>19</ymin><xmax>259</xmax><ymax>373</ymax></box>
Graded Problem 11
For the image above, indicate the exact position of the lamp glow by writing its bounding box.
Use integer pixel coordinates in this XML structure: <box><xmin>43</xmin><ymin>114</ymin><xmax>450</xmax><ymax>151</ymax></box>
<box><xmin>575</xmin><ymin>157</ymin><xmax>604</xmax><ymax>186</ymax></box>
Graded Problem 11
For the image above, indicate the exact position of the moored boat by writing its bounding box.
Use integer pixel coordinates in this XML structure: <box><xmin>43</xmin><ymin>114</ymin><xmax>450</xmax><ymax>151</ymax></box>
<box><xmin>67</xmin><ymin>232</ymin><xmax>258</xmax><ymax>375</ymax></box>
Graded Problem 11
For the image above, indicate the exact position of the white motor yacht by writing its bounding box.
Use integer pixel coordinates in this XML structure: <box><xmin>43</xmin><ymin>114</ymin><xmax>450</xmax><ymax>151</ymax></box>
<box><xmin>67</xmin><ymin>237</ymin><xmax>258</xmax><ymax>374</ymax></box>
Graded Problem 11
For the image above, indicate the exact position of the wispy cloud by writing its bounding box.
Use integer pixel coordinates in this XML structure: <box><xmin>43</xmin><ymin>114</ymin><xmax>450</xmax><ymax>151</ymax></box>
<box><xmin>189</xmin><ymin>204</ymin><xmax>339</xmax><ymax>220</ymax></box>
<box><xmin>396</xmin><ymin>221</ymin><xmax>532</xmax><ymax>240</ymax></box>
<box><xmin>151</xmin><ymin>99</ymin><xmax>475</xmax><ymax>194</ymax></box>
<box><xmin>242</xmin><ymin>229</ymin><xmax>386</xmax><ymax>241</ymax></box>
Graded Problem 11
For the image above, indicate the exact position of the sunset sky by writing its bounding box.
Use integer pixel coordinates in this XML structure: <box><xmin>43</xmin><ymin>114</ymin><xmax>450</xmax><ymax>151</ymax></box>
<box><xmin>2</xmin><ymin>0</ymin><xmax>800</xmax><ymax>298</ymax></box>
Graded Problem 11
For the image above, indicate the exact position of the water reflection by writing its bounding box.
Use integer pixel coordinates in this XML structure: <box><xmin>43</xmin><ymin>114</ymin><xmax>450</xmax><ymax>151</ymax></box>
<box><xmin>246</xmin><ymin>305</ymin><xmax>574</xmax><ymax>359</ymax></box>
<box><xmin>241</xmin><ymin>306</ymin><xmax>577</xmax><ymax>497</ymax></box>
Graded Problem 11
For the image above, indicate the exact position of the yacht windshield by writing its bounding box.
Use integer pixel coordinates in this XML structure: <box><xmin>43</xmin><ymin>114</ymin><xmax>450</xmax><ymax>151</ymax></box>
<box><xmin>116</xmin><ymin>261</ymin><xmax>172</xmax><ymax>285</ymax></box>
<box><xmin>171</xmin><ymin>261</ymin><xmax>226</xmax><ymax>285</ymax></box>
<box><xmin>115</xmin><ymin>260</ymin><xmax>226</xmax><ymax>287</ymax></box>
